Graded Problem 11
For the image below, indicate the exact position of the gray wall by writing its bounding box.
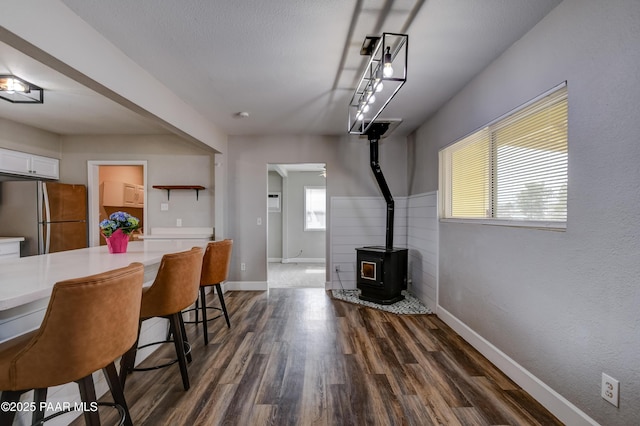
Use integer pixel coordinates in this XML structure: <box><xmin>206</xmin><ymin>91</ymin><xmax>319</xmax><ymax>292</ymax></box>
<box><xmin>408</xmin><ymin>1</ymin><xmax>640</xmax><ymax>424</ymax></box>
<box><xmin>226</xmin><ymin>134</ymin><xmax>407</xmax><ymax>282</ymax></box>
<box><xmin>267</xmin><ymin>171</ymin><xmax>282</xmax><ymax>259</ymax></box>
<box><xmin>0</xmin><ymin>120</ymin><xmax>215</xmax><ymax>231</ymax></box>
<box><xmin>284</xmin><ymin>171</ymin><xmax>326</xmax><ymax>260</ymax></box>
<box><xmin>60</xmin><ymin>134</ymin><xmax>216</xmax><ymax>229</ymax></box>
<box><xmin>0</xmin><ymin>117</ymin><xmax>61</xmax><ymax>158</ymax></box>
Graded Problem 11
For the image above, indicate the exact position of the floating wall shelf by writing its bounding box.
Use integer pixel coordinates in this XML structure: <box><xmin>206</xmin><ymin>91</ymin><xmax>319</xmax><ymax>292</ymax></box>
<box><xmin>153</xmin><ymin>185</ymin><xmax>205</xmax><ymax>200</ymax></box>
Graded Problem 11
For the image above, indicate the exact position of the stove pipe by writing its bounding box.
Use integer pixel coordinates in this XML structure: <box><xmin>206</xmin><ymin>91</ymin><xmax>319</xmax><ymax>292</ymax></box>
<box><xmin>366</xmin><ymin>123</ymin><xmax>394</xmax><ymax>250</ymax></box>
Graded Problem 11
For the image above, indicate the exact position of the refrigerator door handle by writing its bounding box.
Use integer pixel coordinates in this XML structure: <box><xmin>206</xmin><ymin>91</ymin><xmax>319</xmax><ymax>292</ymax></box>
<box><xmin>45</xmin><ymin>222</ymin><xmax>51</xmax><ymax>254</ymax></box>
<box><xmin>42</xmin><ymin>182</ymin><xmax>52</xmax><ymax>254</ymax></box>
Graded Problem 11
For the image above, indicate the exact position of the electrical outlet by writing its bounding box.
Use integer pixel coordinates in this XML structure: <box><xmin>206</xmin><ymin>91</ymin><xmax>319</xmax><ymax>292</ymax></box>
<box><xmin>601</xmin><ymin>373</ymin><xmax>619</xmax><ymax>407</ymax></box>
<box><xmin>176</xmin><ymin>218</ymin><xmax>182</xmax><ymax>227</ymax></box>
<box><xmin>240</xmin><ymin>263</ymin><xmax>246</xmax><ymax>271</ymax></box>
<box><xmin>335</xmin><ymin>265</ymin><xmax>340</xmax><ymax>272</ymax></box>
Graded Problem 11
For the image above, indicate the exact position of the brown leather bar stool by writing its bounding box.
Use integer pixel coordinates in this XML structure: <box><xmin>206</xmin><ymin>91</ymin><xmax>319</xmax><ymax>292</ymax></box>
<box><xmin>119</xmin><ymin>247</ymin><xmax>203</xmax><ymax>391</ymax></box>
<box><xmin>0</xmin><ymin>262</ymin><xmax>144</xmax><ymax>426</ymax></box>
<box><xmin>184</xmin><ymin>239</ymin><xmax>233</xmax><ymax>345</ymax></box>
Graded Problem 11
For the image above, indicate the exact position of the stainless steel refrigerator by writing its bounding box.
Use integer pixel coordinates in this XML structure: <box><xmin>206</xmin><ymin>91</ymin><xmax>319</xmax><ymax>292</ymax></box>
<box><xmin>0</xmin><ymin>181</ymin><xmax>88</xmax><ymax>256</ymax></box>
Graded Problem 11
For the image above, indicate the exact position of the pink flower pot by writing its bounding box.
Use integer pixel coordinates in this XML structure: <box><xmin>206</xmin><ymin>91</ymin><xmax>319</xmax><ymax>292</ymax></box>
<box><xmin>105</xmin><ymin>229</ymin><xmax>130</xmax><ymax>254</ymax></box>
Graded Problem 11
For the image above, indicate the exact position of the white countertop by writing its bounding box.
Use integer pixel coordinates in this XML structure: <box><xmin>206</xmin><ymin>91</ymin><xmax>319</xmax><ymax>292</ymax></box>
<box><xmin>0</xmin><ymin>240</ymin><xmax>208</xmax><ymax>311</ymax></box>
<box><xmin>0</xmin><ymin>237</ymin><xmax>25</xmax><ymax>243</ymax></box>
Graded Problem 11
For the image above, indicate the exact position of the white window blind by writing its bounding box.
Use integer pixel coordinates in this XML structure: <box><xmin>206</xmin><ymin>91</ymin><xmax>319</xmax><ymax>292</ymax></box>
<box><xmin>440</xmin><ymin>84</ymin><xmax>568</xmax><ymax>227</ymax></box>
<box><xmin>450</xmin><ymin>129</ymin><xmax>490</xmax><ymax>218</ymax></box>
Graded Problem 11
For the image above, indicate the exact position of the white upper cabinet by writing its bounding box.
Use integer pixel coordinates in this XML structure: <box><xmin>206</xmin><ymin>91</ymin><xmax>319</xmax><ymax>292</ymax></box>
<box><xmin>133</xmin><ymin>184</ymin><xmax>144</xmax><ymax>208</ymax></box>
<box><xmin>102</xmin><ymin>181</ymin><xmax>144</xmax><ymax>208</ymax></box>
<box><xmin>0</xmin><ymin>148</ymin><xmax>59</xmax><ymax>179</ymax></box>
<box><xmin>122</xmin><ymin>183</ymin><xmax>144</xmax><ymax>207</ymax></box>
<box><xmin>30</xmin><ymin>155</ymin><xmax>60</xmax><ymax>179</ymax></box>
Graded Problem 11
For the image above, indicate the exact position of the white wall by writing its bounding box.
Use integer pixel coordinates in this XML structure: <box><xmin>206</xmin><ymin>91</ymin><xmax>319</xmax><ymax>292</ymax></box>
<box><xmin>409</xmin><ymin>1</ymin><xmax>640</xmax><ymax>424</ymax></box>
<box><xmin>406</xmin><ymin>192</ymin><xmax>438</xmax><ymax>311</ymax></box>
<box><xmin>60</xmin><ymin>134</ymin><xmax>216</xmax><ymax>229</ymax></box>
<box><xmin>329</xmin><ymin>191</ymin><xmax>437</xmax><ymax>311</ymax></box>
<box><xmin>329</xmin><ymin>192</ymin><xmax>438</xmax><ymax>312</ymax></box>
<box><xmin>330</xmin><ymin>196</ymin><xmax>408</xmax><ymax>290</ymax></box>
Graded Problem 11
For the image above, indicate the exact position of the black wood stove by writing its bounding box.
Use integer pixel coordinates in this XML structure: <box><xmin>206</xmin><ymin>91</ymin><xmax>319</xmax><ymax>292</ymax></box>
<box><xmin>356</xmin><ymin>122</ymin><xmax>408</xmax><ymax>304</ymax></box>
<box><xmin>357</xmin><ymin>246</ymin><xmax>407</xmax><ymax>304</ymax></box>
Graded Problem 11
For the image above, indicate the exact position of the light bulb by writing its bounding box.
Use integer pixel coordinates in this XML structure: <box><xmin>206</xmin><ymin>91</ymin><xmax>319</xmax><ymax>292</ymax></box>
<box><xmin>362</xmin><ymin>104</ymin><xmax>370</xmax><ymax>113</ymax></box>
<box><xmin>1</xmin><ymin>78</ymin><xmax>14</xmax><ymax>93</ymax></box>
<box><xmin>383</xmin><ymin>63</ymin><xmax>394</xmax><ymax>78</ymax></box>
<box><xmin>383</xmin><ymin>46</ymin><xmax>394</xmax><ymax>77</ymax></box>
<box><xmin>367</xmin><ymin>92</ymin><xmax>376</xmax><ymax>104</ymax></box>
<box><xmin>375</xmin><ymin>81</ymin><xmax>383</xmax><ymax>92</ymax></box>
<box><xmin>357</xmin><ymin>112</ymin><xmax>364</xmax><ymax>121</ymax></box>
<box><xmin>6</xmin><ymin>78</ymin><xmax>27</xmax><ymax>93</ymax></box>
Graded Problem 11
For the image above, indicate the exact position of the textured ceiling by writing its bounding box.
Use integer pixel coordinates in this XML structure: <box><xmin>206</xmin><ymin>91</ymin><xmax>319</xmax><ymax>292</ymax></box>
<box><xmin>1</xmin><ymin>0</ymin><xmax>562</xmax><ymax>138</ymax></box>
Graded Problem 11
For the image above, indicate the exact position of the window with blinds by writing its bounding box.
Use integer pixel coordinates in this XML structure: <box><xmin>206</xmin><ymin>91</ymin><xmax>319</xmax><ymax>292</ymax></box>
<box><xmin>439</xmin><ymin>84</ymin><xmax>568</xmax><ymax>227</ymax></box>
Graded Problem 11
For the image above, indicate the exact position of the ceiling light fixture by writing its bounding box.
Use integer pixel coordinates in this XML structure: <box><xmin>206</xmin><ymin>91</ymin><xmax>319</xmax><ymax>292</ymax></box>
<box><xmin>0</xmin><ymin>75</ymin><xmax>44</xmax><ymax>104</ymax></box>
<box><xmin>348</xmin><ymin>33</ymin><xmax>408</xmax><ymax>135</ymax></box>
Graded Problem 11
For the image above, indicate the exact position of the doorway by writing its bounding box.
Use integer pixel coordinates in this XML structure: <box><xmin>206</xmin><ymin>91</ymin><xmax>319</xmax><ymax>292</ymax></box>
<box><xmin>87</xmin><ymin>160</ymin><xmax>148</xmax><ymax>247</ymax></box>
<box><xmin>267</xmin><ymin>163</ymin><xmax>326</xmax><ymax>288</ymax></box>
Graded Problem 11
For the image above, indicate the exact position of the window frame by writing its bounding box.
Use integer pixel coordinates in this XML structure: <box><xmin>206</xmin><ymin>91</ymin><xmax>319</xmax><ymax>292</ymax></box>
<box><xmin>303</xmin><ymin>186</ymin><xmax>326</xmax><ymax>231</ymax></box>
<box><xmin>439</xmin><ymin>83</ymin><xmax>568</xmax><ymax>231</ymax></box>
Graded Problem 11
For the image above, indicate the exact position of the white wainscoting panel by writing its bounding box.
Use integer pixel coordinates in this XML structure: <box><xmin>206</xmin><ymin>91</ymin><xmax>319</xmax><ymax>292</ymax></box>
<box><xmin>330</xmin><ymin>196</ymin><xmax>407</xmax><ymax>289</ymax></box>
<box><xmin>406</xmin><ymin>191</ymin><xmax>439</xmax><ymax>311</ymax></box>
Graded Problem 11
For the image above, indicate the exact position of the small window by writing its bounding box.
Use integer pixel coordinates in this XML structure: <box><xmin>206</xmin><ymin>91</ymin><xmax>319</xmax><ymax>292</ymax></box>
<box><xmin>439</xmin><ymin>84</ymin><xmax>568</xmax><ymax>228</ymax></box>
<box><xmin>304</xmin><ymin>186</ymin><xmax>326</xmax><ymax>231</ymax></box>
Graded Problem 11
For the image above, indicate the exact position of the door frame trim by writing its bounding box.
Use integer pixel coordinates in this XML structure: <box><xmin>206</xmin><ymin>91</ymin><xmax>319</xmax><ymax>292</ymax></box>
<box><xmin>87</xmin><ymin>160</ymin><xmax>148</xmax><ymax>247</ymax></box>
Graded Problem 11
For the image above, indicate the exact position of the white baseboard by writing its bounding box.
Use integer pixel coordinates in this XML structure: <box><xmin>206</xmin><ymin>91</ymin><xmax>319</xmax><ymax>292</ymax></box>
<box><xmin>282</xmin><ymin>257</ymin><xmax>325</xmax><ymax>264</ymax></box>
<box><xmin>436</xmin><ymin>305</ymin><xmax>598</xmax><ymax>426</ymax></box>
<box><xmin>225</xmin><ymin>281</ymin><xmax>268</xmax><ymax>291</ymax></box>
<box><xmin>268</xmin><ymin>258</ymin><xmax>282</xmax><ymax>263</ymax></box>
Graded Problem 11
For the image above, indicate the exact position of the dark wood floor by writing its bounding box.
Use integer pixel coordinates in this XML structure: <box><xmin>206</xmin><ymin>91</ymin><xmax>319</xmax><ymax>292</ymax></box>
<box><xmin>74</xmin><ymin>288</ymin><xmax>561</xmax><ymax>425</ymax></box>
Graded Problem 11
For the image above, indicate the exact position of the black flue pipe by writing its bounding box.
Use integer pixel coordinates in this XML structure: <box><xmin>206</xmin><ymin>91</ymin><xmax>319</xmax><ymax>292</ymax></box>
<box><xmin>366</xmin><ymin>123</ymin><xmax>394</xmax><ymax>250</ymax></box>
